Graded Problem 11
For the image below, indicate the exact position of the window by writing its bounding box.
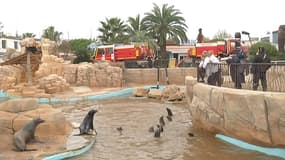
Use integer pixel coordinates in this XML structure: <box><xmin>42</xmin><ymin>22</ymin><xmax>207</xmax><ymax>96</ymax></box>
<box><xmin>14</xmin><ymin>41</ymin><xmax>18</xmax><ymax>49</ymax></box>
<box><xmin>97</xmin><ymin>48</ymin><xmax>104</xmax><ymax>55</ymax></box>
<box><xmin>106</xmin><ymin>48</ymin><xmax>113</xmax><ymax>54</ymax></box>
<box><xmin>2</xmin><ymin>40</ymin><xmax>6</xmax><ymax>49</ymax></box>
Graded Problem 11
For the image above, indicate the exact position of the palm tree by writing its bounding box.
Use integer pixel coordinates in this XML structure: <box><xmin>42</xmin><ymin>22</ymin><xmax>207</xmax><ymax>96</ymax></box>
<box><xmin>127</xmin><ymin>14</ymin><xmax>144</xmax><ymax>38</ymax></box>
<box><xmin>142</xmin><ymin>3</ymin><xmax>188</xmax><ymax>60</ymax></box>
<box><xmin>22</xmin><ymin>32</ymin><xmax>36</xmax><ymax>38</ymax></box>
<box><xmin>127</xmin><ymin>14</ymin><xmax>149</xmax><ymax>42</ymax></box>
<box><xmin>127</xmin><ymin>14</ymin><xmax>157</xmax><ymax>51</ymax></box>
<box><xmin>97</xmin><ymin>17</ymin><xmax>128</xmax><ymax>44</ymax></box>
<box><xmin>42</xmin><ymin>26</ymin><xmax>62</xmax><ymax>43</ymax></box>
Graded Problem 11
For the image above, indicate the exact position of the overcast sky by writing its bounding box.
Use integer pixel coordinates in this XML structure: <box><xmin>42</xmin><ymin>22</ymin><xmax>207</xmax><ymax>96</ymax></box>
<box><xmin>0</xmin><ymin>0</ymin><xmax>284</xmax><ymax>40</ymax></box>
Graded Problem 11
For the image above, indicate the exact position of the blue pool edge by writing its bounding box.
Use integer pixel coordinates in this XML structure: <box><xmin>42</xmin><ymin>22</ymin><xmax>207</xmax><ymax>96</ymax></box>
<box><xmin>42</xmin><ymin>138</ymin><xmax>96</xmax><ymax>160</ymax></box>
<box><xmin>216</xmin><ymin>134</ymin><xmax>285</xmax><ymax>159</ymax></box>
<box><xmin>0</xmin><ymin>85</ymin><xmax>165</xmax><ymax>104</ymax></box>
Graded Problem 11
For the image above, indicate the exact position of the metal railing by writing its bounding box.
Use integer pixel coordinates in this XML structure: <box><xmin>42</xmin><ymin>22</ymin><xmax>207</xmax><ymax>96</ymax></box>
<box><xmin>197</xmin><ymin>62</ymin><xmax>285</xmax><ymax>92</ymax></box>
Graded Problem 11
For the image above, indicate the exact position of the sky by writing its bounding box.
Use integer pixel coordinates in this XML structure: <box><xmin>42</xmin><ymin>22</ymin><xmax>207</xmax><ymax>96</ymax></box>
<box><xmin>0</xmin><ymin>0</ymin><xmax>284</xmax><ymax>40</ymax></box>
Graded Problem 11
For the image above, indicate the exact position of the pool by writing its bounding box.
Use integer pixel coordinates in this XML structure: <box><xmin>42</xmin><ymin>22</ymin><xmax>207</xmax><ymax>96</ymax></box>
<box><xmin>53</xmin><ymin>97</ymin><xmax>282</xmax><ymax>160</ymax></box>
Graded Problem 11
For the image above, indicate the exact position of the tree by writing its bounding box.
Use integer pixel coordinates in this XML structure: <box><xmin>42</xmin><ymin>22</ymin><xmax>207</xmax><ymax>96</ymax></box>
<box><xmin>58</xmin><ymin>40</ymin><xmax>71</xmax><ymax>59</ymax></box>
<box><xmin>142</xmin><ymin>3</ymin><xmax>188</xmax><ymax>60</ymax></box>
<box><xmin>127</xmin><ymin>14</ymin><xmax>157</xmax><ymax>51</ymax></box>
<box><xmin>22</xmin><ymin>32</ymin><xmax>36</xmax><ymax>38</ymax></box>
<box><xmin>69</xmin><ymin>39</ymin><xmax>93</xmax><ymax>64</ymax></box>
<box><xmin>73</xmin><ymin>48</ymin><xmax>92</xmax><ymax>64</ymax></box>
<box><xmin>97</xmin><ymin>17</ymin><xmax>128</xmax><ymax>44</ymax></box>
<box><xmin>249</xmin><ymin>41</ymin><xmax>278</xmax><ymax>57</ymax></box>
<box><xmin>42</xmin><ymin>26</ymin><xmax>62</xmax><ymax>43</ymax></box>
<box><xmin>213</xmin><ymin>30</ymin><xmax>232</xmax><ymax>40</ymax></box>
<box><xmin>127</xmin><ymin>14</ymin><xmax>145</xmax><ymax>40</ymax></box>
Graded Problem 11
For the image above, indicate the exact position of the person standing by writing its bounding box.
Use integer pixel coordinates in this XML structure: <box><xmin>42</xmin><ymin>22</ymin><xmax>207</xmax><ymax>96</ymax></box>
<box><xmin>202</xmin><ymin>51</ymin><xmax>220</xmax><ymax>86</ymax></box>
<box><xmin>251</xmin><ymin>47</ymin><xmax>271</xmax><ymax>91</ymax></box>
<box><xmin>226</xmin><ymin>50</ymin><xmax>245</xmax><ymax>89</ymax></box>
<box><xmin>198</xmin><ymin>51</ymin><xmax>207</xmax><ymax>82</ymax></box>
<box><xmin>196</xmin><ymin>28</ymin><xmax>204</xmax><ymax>43</ymax></box>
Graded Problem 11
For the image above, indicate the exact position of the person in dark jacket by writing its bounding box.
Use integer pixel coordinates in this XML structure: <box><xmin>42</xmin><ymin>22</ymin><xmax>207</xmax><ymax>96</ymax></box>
<box><xmin>251</xmin><ymin>47</ymin><xmax>271</xmax><ymax>91</ymax></box>
<box><xmin>147</xmin><ymin>56</ymin><xmax>153</xmax><ymax>68</ymax></box>
<box><xmin>226</xmin><ymin>50</ymin><xmax>245</xmax><ymax>89</ymax></box>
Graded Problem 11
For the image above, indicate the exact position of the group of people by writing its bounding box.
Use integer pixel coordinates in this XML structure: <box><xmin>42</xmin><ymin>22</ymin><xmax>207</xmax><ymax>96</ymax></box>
<box><xmin>198</xmin><ymin>50</ymin><xmax>221</xmax><ymax>86</ymax></box>
<box><xmin>198</xmin><ymin>47</ymin><xmax>271</xmax><ymax>91</ymax></box>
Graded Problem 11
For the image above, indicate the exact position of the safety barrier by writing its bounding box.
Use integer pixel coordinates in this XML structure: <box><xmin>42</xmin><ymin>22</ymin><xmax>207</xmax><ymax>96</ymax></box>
<box><xmin>197</xmin><ymin>63</ymin><xmax>285</xmax><ymax>92</ymax></box>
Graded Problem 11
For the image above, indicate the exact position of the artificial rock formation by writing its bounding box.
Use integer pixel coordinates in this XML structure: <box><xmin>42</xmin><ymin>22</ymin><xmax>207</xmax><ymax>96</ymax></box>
<box><xmin>35</xmin><ymin>38</ymin><xmax>63</xmax><ymax>79</ymax></box>
<box><xmin>133</xmin><ymin>87</ymin><xmax>150</xmax><ymax>97</ymax></box>
<box><xmin>38</xmin><ymin>74</ymin><xmax>70</xmax><ymax>94</ymax></box>
<box><xmin>63</xmin><ymin>62</ymin><xmax>123</xmax><ymax>87</ymax></box>
<box><xmin>133</xmin><ymin>85</ymin><xmax>185</xmax><ymax>101</ymax></box>
<box><xmin>0</xmin><ymin>98</ymin><xmax>72</xmax><ymax>150</ymax></box>
<box><xmin>0</xmin><ymin>65</ymin><xmax>23</xmax><ymax>90</ymax></box>
<box><xmin>186</xmin><ymin>76</ymin><xmax>285</xmax><ymax>147</ymax></box>
<box><xmin>161</xmin><ymin>85</ymin><xmax>185</xmax><ymax>101</ymax></box>
<box><xmin>41</xmin><ymin>38</ymin><xmax>57</xmax><ymax>57</ymax></box>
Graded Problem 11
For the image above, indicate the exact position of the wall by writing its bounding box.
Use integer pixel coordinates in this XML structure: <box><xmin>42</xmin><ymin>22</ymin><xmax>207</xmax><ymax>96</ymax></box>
<box><xmin>123</xmin><ymin>68</ymin><xmax>196</xmax><ymax>86</ymax></box>
<box><xmin>185</xmin><ymin>76</ymin><xmax>285</xmax><ymax>147</ymax></box>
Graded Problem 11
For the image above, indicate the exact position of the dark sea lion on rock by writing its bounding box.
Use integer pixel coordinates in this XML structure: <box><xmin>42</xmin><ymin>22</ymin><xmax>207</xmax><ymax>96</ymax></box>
<box><xmin>75</xmin><ymin>109</ymin><xmax>98</xmax><ymax>136</ymax></box>
<box><xmin>13</xmin><ymin>117</ymin><xmax>45</xmax><ymax>151</ymax></box>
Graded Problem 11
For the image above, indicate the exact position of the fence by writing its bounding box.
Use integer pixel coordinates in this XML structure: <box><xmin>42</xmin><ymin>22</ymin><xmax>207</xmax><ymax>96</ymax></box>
<box><xmin>197</xmin><ymin>62</ymin><xmax>285</xmax><ymax>92</ymax></box>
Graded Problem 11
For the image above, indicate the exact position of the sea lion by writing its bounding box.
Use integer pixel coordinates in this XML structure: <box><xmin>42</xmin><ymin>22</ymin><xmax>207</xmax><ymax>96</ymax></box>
<box><xmin>154</xmin><ymin>125</ymin><xmax>163</xmax><ymax>138</ymax></box>
<box><xmin>76</xmin><ymin>109</ymin><xmax>98</xmax><ymax>135</ymax></box>
<box><xmin>159</xmin><ymin>116</ymin><xmax>165</xmax><ymax>132</ymax></box>
<box><xmin>116</xmin><ymin>126</ymin><xmax>123</xmax><ymax>135</ymax></box>
<box><xmin>159</xmin><ymin>116</ymin><xmax>165</xmax><ymax>127</ymax></box>
<box><xmin>13</xmin><ymin>117</ymin><xmax>45</xmax><ymax>151</ymax></box>
<box><xmin>166</xmin><ymin>107</ymin><xmax>173</xmax><ymax>117</ymax></box>
<box><xmin>166</xmin><ymin>115</ymin><xmax>172</xmax><ymax>122</ymax></box>
<box><xmin>188</xmin><ymin>132</ymin><xmax>194</xmax><ymax>137</ymax></box>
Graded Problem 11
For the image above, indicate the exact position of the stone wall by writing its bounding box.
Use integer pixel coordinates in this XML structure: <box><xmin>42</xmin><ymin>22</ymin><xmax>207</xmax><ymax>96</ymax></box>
<box><xmin>63</xmin><ymin>62</ymin><xmax>123</xmax><ymax>87</ymax></box>
<box><xmin>185</xmin><ymin>76</ymin><xmax>285</xmax><ymax>147</ymax></box>
<box><xmin>124</xmin><ymin>68</ymin><xmax>196</xmax><ymax>86</ymax></box>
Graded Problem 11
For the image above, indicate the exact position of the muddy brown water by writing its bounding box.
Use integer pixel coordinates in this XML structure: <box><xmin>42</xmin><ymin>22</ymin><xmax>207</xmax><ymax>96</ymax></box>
<box><xmin>56</xmin><ymin>97</ymin><xmax>282</xmax><ymax>160</ymax></box>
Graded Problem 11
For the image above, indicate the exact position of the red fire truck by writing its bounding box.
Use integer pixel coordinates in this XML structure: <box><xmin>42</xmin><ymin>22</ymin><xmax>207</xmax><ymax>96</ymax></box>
<box><xmin>188</xmin><ymin>32</ymin><xmax>250</xmax><ymax>59</ymax></box>
<box><xmin>188</xmin><ymin>38</ymin><xmax>245</xmax><ymax>58</ymax></box>
<box><xmin>92</xmin><ymin>43</ymin><xmax>152</xmax><ymax>61</ymax></box>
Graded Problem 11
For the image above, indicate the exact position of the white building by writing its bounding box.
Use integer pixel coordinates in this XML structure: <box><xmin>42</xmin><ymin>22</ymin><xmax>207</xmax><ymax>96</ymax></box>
<box><xmin>0</xmin><ymin>36</ymin><xmax>21</xmax><ymax>53</ymax></box>
<box><xmin>260</xmin><ymin>31</ymin><xmax>278</xmax><ymax>48</ymax></box>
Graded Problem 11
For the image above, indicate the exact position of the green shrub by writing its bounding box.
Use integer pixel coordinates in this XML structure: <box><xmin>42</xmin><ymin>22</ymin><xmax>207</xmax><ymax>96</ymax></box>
<box><xmin>249</xmin><ymin>41</ymin><xmax>278</xmax><ymax>57</ymax></box>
